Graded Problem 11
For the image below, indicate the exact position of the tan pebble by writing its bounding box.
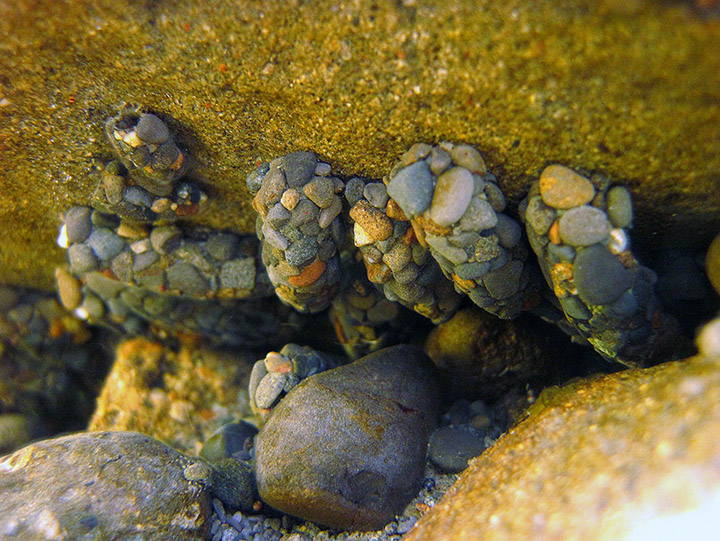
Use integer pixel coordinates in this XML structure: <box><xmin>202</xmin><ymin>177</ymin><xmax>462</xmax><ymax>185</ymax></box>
<box><xmin>353</xmin><ymin>223</ymin><xmax>375</xmax><ymax>247</ymax></box>
<box><xmin>548</xmin><ymin>220</ymin><xmax>561</xmax><ymax>244</ymax></box>
<box><xmin>281</xmin><ymin>188</ymin><xmax>301</xmax><ymax>211</ymax></box>
<box><xmin>450</xmin><ymin>145</ymin><xmax>487</xmax><ymax>175</ymax></box>
<box><xmin>288</xmin><ymin>258</ymin><xmax>326</xmax><ymax>287</ymax></box>
<box><xmin>265</xmin><ymin>352</ymin><xmax>294</xmax><ymax>373</ymax></box>
<box><xmin>349</xmin><ymin>200</ymin><xmax>393</xmax><ymax>241</ymax></box>
<box><xmin>151</xmin><ymin>198</ymin><xmax>172</xmax><ymax>213</ymax></box>
<box><xmin>117</xmin><ymin>222</ymin><xmax>149</xmax><ymax>239</ymax></box>
<box><xmin>539</xmin><ymin>165</ymin><xmax>595</xmax><ymax>209</ymax></box>
<box><xmin>366</xmin><ymin>262</ymin><xmax>392</xmax><ymax>284</ymax></box>
<box><xmin>400</xmin><ymin>142</ymin><xmax>432</xmax><ymax>166</ymax></box>
<box><xmin>55</xmin><ymin>267</ymin><xmax>82</xmax><ymax>310</ymax></box>
<box><xmin>386</xmin><ymin>199</ymin><xmax>408</xmax><ymax>221</ymax></box>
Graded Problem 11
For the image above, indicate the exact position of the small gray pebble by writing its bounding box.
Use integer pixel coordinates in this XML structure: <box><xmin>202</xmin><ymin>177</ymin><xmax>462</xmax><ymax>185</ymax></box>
<box><xmin>280</xmin><ymin>152</ymin><xmax>317</xmax><ymax>188</ymax></box>
<box><xmin>284</xmin><ymin>237</ymin><xmax>317</xmax><ymax>267</ymax></box>
<box><xmin>68</xmin><ymin>243</ymin><xmax>98</xmax><ymax>274</ymax></box>
<box><xmin>343</xmin><ymin>177</ymin><xmax>366</xmax><ymax>206</ymax></box>
<box><xmin>574</xmin><ymin>244</ymin><xmax>630</xmax><ymax>305</ymax></box>
<box><xmin>427</xmin><ymin>146</ymin><xmax>451</xmax><ymax>174</ymax></box>
<box><xmin>255</xmin><ymin>372</ymin><xmax>288</xmax><ymax>409</ymax></box>
<box><xmin>425</xmin><ymin>234</ymin><xmax>468</xmax><ymax>265</ymax></box>
<box><xmin>494</xmin><ymin>214</ymin><xmax>522</xmax><ymax>248</ymax></box>
<box><xmin>266</xmin><ymin>203</ymin><xmax>292</xmax><ymax>229</ymax></box>
<box><xmin>559</xmin><ymin>295</ymin><xmax>591</xmax><ymax>320</ymax></box>
<box><xmin>87</xmin><ymin>228</ymin><xmax>125</xmax><ymax>261</ymax></box>
<box><xmin>483</xmin><ymin>259</ymin><xmax>523</xmax><ymax>300</ymax></box>
<box><xmin>450</xmin><ymin>144</ymin><xmax>486</xmax><ymax>174</ymax></box>
<box><xmin>525</xmin><ymin>196</ymin><xmax>556</xmax><ymax>236</ymax></box>
<box><xmin>429</xmin><ymin>425</ymin><xmax>488</xmax><ymax>473</ymax></box>
<box><xmin>220</xmin><ymin>258</ymin><xmax>256</xmax><ymax>290</ymax></box>
<box><xmin>124</xmin><ymin>186</ymin><xmax>154</xmax><ymax>208</ymax></box>
<box><xmin>110</xmin><ymin>251</ymin><xmax>133</xmax><ymax>282</ymax></box>
<box><xmin>303</xmin><ymin>176</ymin><xmax>335</xmax><ymax>208</ymax></box>
<box><xmin>166</xmin><ymin>262</ymin><xmax>209</xmax><ymax>295</ymax></box>
<box><xmin>65</xmin><ymin>206</ymin><xmax>93</xmax><ymax>243</ymax></box>
<box><xmin>150</xmin><ymin>226</ymin><xmax>182</xmax><ymax>255</ymax></box>
<box><xmin>547</xmin><ymin>242</ymin><xmax>576</xmax><ymax>263</ymax></box>
<box><xmin>455</xmin><ymin>261</ymin><xmax>490</xmax><ymax>280</ymax></box>
<box><xmin>484</xmin><ymin>181</ymin><xmax>506</xmax><ymax>213</ymax></box>
<box><xmin>558</xmin><ymin>206</ymin><xmax>611</xmax><ymax>246</ymax></box>
<box><xmin>132</xmin><ymin>250</ymin><xmax>160</xmax><ymax>273</ymax></box>
<box><xmin>206</xmin><ymin>234</ymin><xmax>239</xmax><ymax>261</ymax></box>
<box><xmin>363</xmin><ymin>182</ymin><xmax>389</xmax><ymax>209</ymax></box>
<box><xmin>387</xmin><ymin>161</ymin><xmax>434</xmax><ymax>217</ymax></box>
<box><xmin>135</xmin><ymin>113</ymin><xmax>170</xmax><ymax>144</ymax></box>
<box><xmin>458</xmin><ymin>198</ymin><xmax>497</xmax><ymax>231</ymax></box>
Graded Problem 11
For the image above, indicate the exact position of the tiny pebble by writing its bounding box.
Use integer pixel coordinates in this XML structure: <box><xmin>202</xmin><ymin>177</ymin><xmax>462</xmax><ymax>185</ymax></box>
<box><xmin>68</xmin><ymin>243</ymin><xmax>99</xmax><ymax>274</ymax></box>
<box><xmin>363</xmin><ymin>182</ymin><xmax>389</xmax><ymax>209</ymax></box>
<box><xmin>387</xmin><ymin>161</ymin><xmax>434</xmax><ymax>217</ymax></box>
<box><xmin>64</xmin><ymin>206</ymin><xmax>93</xmax><ymax>243</ymax></box>
<box><xmin>166</xmin><ymin>262</ymin><xmax>209</xmax><ymax>295</ymax></box>
<box><xmin>150</xmin><ymin>226</ymin><xmax>181</xmax><ymax>255</ymax></box>
<box><xmin>558</xmin><ymin>206</ymin><xmax>611</xmax><ymax>246</ymax></box>
<box><xmin>220</xmin><ymin>258</ymin><xmax>256</xmax><ymax>290</ymax></box>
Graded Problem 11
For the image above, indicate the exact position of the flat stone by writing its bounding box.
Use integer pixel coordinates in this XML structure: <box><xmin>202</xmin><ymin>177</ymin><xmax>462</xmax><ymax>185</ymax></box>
<box><xmin>266</xmin><ymin>202</ymin><xmax>292</xmax><ymax>228</ymax></box>
<box><xmin>124</xmin><ymin>186</ymin><xmax>154</xmax><ymax>208</ymax></box>
<box><xmin>495</xmin><ymin>214</ymin><xmax>522</xmax><ymax>248</ymax></box>
<box><xmin>607</xmin><ymin>186</ymin><xmax>633</xmax><ymax>229</ymax></box>
<box><xmin>284</xmin><ymin>237</ymin><xmax>317</xmax><ymax>267</ymax></box>
<box><xmin>255</xmin><ymin>345</ymin><xmax>439</xmax><ymax>531</ymax></box>
<box><xmin>429</xmin><ymin>167</ymin><xmax>474</xmax><ymax>227</ymax></box>
<box><xmin>87</xmin><ymin>227</ymin><xmax>125</xmax><ymax>261</ymax></box>
<box><xmin>558</xmin><ymin>206</ymin><xmax>611</xmax><ymax>246</ymax></box>
<box><xmin>205</xmin><ymin>233</ymin><xmax>239</xmax><ymax>261</ymax></box>
<box><xmin>135</xmin><ymin>113</ymin><xmax>170</xmax><ymax>144</ymax></box>
<box><xmin>426</xmin><ymin>234</ymin><xmax>468</xmax><ymax>264</ymax></box>
<box><xmin>363</xmin><ymin>182</ymin><xmax>389</xmax><ymax>209</ymax></box>
<box><xmin>131</xmin><ymin>249</ymin><xmax>159</xmax><ymax>272</ymax></box>
<box><xmin>574</xmin><ymin>243</ymin><xmax>630</xmax><ymax>305</ymax></box>
<box><xmin>539</xmin><ymin>165</ymin><xmax>595</xmax><ymax>209</ymax></box>
<box><xmin>64</xmin><ymin>206</ymin><xmax>93</xmax><ymax>243</ymax></box>
<box><xmin>458</xmin><ymin>198</ymin><xmax>497</xmax><ymax>231</ymax></box>
<box><xmin>387</xmin><ymin>161</ymin><xmax>434</xmax><ymax>218</ymax></box>
<box><xmin>0</xmin><ymin>431</ymin><xmax>211</xmax><ymax>539</ymax></box>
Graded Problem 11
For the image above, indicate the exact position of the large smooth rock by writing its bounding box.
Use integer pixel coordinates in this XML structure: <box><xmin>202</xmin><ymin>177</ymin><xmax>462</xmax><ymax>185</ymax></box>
<box><xmin>405</xmin><ymin>348</ymin><xmax>720</xmax><ymax>540</ymax></box>
<box><xmin>1</xmin><ymin>1</ymin><xmax>719</xmax><ymax>290</ymax></box>
<box><xmin>0</xmin><ymin>431</ymin><xmax>212</xmax><ymax>540</ymax></box>
<box><xmin>254</xmin><ymin>344</ymin><xmax>439</xmax><ymax>531</ymax></box>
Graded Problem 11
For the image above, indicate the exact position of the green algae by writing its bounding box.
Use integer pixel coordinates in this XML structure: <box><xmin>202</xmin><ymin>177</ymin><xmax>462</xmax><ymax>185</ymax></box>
<box><xmin>1</xmin><ymin>0</ymin><xmax>719</xmax><ymax>290</ymax></box>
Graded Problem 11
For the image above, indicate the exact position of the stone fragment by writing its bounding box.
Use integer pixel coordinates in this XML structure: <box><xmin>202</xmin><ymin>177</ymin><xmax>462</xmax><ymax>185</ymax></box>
<box><xmin>558</xmin><ymin>206</ymin><xmax>611</xmax><ymax>246</ymax></box>
<box><xmin>387</xmin><ymin>161</ymin><xmax>434</xmax><ymax>217</ymax></box>
<box><xmin>254</xmin><ymin>345</ymin><xmax>439</xmax><ymax>531</ymax></box>
<box><xmin>539</xmin><ymin>165</ymin><xmax>595</xmax><ymax>209</ymax></box>
<box><xmin>303</xmin><ymin>176</ymin><xmax>335</xmax><ymax>208</ymax></box>
<box><xmin>574</xmin><ymin>244</ymin><xmax>630</xmax><ymax>305</ymax></box>
<box><xmin>429</xmin><ymin>167</ymin><xmax>474</xmax><ymax>227</ymax></box>
<box><xmin>525</xmin><ymin>195</ymin><xmax>556</xmax><ymax>236</ymax></box>
<box><xmin>0</xmin><ymin>431</ymin><xmax>211</xmax><ymax>539</ymax></box>
<box><xmin>350</xmin><ymin>199</ymin><xmax>393</xmax><ymax>241</ymax></box>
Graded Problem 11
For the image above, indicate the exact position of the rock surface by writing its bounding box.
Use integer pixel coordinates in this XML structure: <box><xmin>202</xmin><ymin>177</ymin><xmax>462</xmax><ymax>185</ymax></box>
<box><xmin>254</xmin><ymin>345</ymin><xmax>439</xmax><ymax>531</ymax></box>
<box><xmin>404</xmin><ymin>350</ymin><xmax>720</xmax><ymax>540</ymax></box>
<box><xmin>0</xmin><ymin>431</ymin><xmax>212</xmax><ymax>540</ymax></box>
<box><xmin>1</xmin><ymin>0</ymin><xmax>720</xmax><ymax>290</ymax></box>
<box><xmin>89</xmin><ymin>338</ymin><xmax>255</xmax><ymax>454</ymax></box>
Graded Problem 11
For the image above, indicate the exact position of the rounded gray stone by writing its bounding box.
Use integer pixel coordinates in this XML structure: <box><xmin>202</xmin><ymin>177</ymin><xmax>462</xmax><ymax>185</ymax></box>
<box><xmin>450</xmin><ymin>144</ymin><xmax>486</xmax><ymax>174</ymax></box>
<box><xmin>483</xmin><ymin>259</ymin><xmax>523</xmax><ymax>300</ymax></box>
<box><xmin>363</xmin><ymin>182</ymin><xmax>389</xmax><ymax>209</ymax></box>
<box><xmin>65</xmin><ymin>206</ymin><xmax>93</xmax><ymax>244</ymax></box>
<box><xmin>205</xmin><ymin>234</ymin><xmax>239</xmax><ymax>262</ymax></box>
<box><xmin>124</xmin><ymin>186</ymin><xmax>154</xmax><ymax>208</ymax></box>
<box><xmin>525</xmin><ymin>196</ymin><xmax>556</xmax><ymax>236</ymax></box>
<box><xmin>458</xmin><ymin>198</ymin><xmax>497</xmax><ymax>231</ymax></box>
<box><xmin>135</xmin><ymin>113</ymin><xmax>170</xmax><ymax>144</ymax></box>
<box><xmin>68</xmin><ymin>243</ymin><xmax>98</xmax><ymax>274</ymax></box>
<box><xmin>429</xmin><ymin>425</ymin><xmax>488</xmax><ymax>473</ymax></box>
<box><xmin>87</xmin><ymin>227</ymin><xmax>125</xmax><ymax>261</ymax></box>
<box><xmin>254</xmin><ymin>372</ymin><xmax>288</xmax><ymax>409</ymax></box>
<box><xmin>495</xmin><ymin>214</ymin><xmax>522</xmax><ymax>248</ymax></box>
<box><xmin>574</xmin><ymin>244</ymin><xmax>631</xmax><ymax>305</ymax></box>
<box><xmin>558</xmin><ymin>206</ymin><xmax>611</xmax><ymax>246</ymax></box>
<box><xmin>387</xmin><ymin>161</ymin><xmax>434</xmax><ymax>218</ymax></box>
<box><xmin>220</xmin><ymin>258</ymin><xmax>256</xmax><ymax>290</ymax></box>
<box><xmin>429</xmin><ymin>167</ymin><xmax>474</xmax><ymax>227</ymax></box>
<box><xmin>166</xmin><ymin>262</ymin><xmax>209</xmax><ymax>296</ymax></box>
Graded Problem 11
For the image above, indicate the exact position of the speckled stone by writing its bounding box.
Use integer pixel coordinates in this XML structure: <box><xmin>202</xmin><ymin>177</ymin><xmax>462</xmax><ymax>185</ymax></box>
<box><xmin>558</xmin><ymin>206</ymin><xmax>611</xmax><ymax>246</ymax></box>
<box><xmin>387</xmin><ymin>161</ymin><xmax>434</xmax><ymax>218</ymax></box>
<box><xmin>525</xmin><ymin>196</ymin><xmax>556</xmax><ymax>236</ymax></box>
<box><xmin>429</xmin><ymin>167</ymin><xmax>474</xmax><ymax>227</ymax></box>
<box><xmin>539</xmin><ymin>165</ymin><xmax>595</xmax><ymax>210</ymax></box>
<box><xmin>450</xmin><ymin>145</ymin><xmax>487</xmax><ymax>175</ymax></box>
<box><xmin>205</xmin><ymin>234</ymin><xmax>238</xmax><ymax>262</ymax></box>
<box><xmin>303</xmin><ymin>176</ymin><xmax>335</xmax><ymax>208</ymax></box>
<box><xmin>284</xmin><ymin>237</ymin><xmax>317</xmax><ymax>267</ymax></box>
<box><xmin>458</xmin><ymin>198</ymin><xmax>497</xmax><ymax>231</ymax></box>
<box><xmin>219</xmin><ymin>258</ymin><xmax>256</xmax><ymax>290</ymax></box>
<box><xmin>124</xmin><ymin>186</ymin><xmax>154</xmax><ymax>208</ymax></box>
<box><xmin>279</xmin><ymin>152</ymin><xmax>317</xmax><ymax>189</ymax></box>
<box><xmin>135</xmin><ymin>113</ymin><xmax>170</xmax><ymax>144</ymax></box>
<box><xmin>55</xmin><ymin>267</ymin><xmax>82</xmax><ymax>310</ymax></box>
<box><xmin>573</xmin><ymin>244</ymin><xmax>630</xmax><ymax>305</ymax></box>
<box><xmin>210</xmin><ymin>459</ymin><xmax>257</xmax><ymax>513</ymax></box>
<box><xmin>607</xmin><ymin>186</ymin><xmax>633</xmax><ymax>229</ymax></box>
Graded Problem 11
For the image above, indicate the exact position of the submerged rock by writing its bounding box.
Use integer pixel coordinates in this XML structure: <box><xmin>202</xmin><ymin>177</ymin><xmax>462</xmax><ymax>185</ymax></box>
<box><xmin>254</xmin><ymin>344</ymin><xmax>439</xmax><ymax>531</ymax></box>
<box><xmin>405</xmin><ymin>347</ymin><xmax>720</xmax><ymax>540</ymax></box>
<box><xmin>0</xmin><ymin>431</ymin><xmax>212</xmax><ymax>540</ymax></box>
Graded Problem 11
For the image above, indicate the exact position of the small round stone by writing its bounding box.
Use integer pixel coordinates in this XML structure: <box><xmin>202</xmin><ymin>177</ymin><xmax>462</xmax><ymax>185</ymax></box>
<box><xmin>574</xmin><ymin>244</ymin><xmax>630</xmax><ymax>305</ymax></box>
<box><xmin>303</xmin><ymin>177</ymin><xmax>335</xmax><ymax>209</ymax></box>
<box><xmin>55</xmin><ymin>267</ymin><xmax>82</xmax><ymax>310</ymax></box>
<box><xmin>284</xmin><ymin>237</ymin><xmax>317</xmax><ymax>267</ymax></box>
<box><xmin>482</xmin><ymin>260</ymin><xmax>523</xmax><ymax>300</ymax></box>
<box><xmin>558</xmin><ymin>206</ymin><xmax>611</xmax><ymax>246</ymax></box>
<box><xmin>458</xmin><ymin>198</ymin><xmax>497</xmax><ymax>231</ymax></box>
<box><xmin>68</xmin><ymin>243</ymin><xmax>98</xmax><ymax>274</ymax></box>
<box><xmin>607</xmin><ymin>186</ymin><xmax>633</xmax><ymax>228</ymax></box>
<box><xmin>428</xmin><ymin>146</ymin><xmax>451</xmax><ymax>174</ymax></box>
<box><xmin>210</xmin><ymin>459</ymin><xmax>257</xmax><ymax>513</ymax></box>
<box><xmin>166</xmin><ymin>262</ymin><xmax>209</xmax><ymax>295</ymax></box>
<box><xmin>450</xmin><ymin>144</ymin><xmax>487</xmax><ymax>175</ymax></box>
<box><xmin>539</xmin><ymin>165</ymin><xmax>596</xmax><ymax>209</ymax></box>
<box><xmin>387</xmin><ymin>160</ymin><xmax>434</xmax><ymax>218</ymax></box>
<box><xmin>87</xmin><ymin>228</ymin><xmax>125</xmax><ymax>261</ymax></box>
<box><xmin>135</xmin><ymin>113</ymin><xmax>170</xmax><ymax>144</ymax></box>
<box><xmin>429</xmin><ymin>167</ymin><xmax>474</xmax><ymax>227</ymax></box>
<box><xmin>349</xmin><ymin>200</ymin><xmax>393</xmax><ymax>241</ymax></box>
<box><xmin>201</xmin><ymin>421</ymin><xmax>259</xmax><ymax>462</ymax></box>
<box><xmin>363</xmin><ymin>183</ymin><xmax>389</xmax><ymax>209</ymax></box>
<box><xmin>205</xmin><ymin>234</ymin><xmax>239</xmax><ymax>261</ymax></box>
<box><xmin>64</xmin><ymin>206</ymin><xmax>93</xmax><ymax>243</ymax></box>
<box><xmin>428</xmin><ymin>425</ymin><xmax>488</xmax><ymax>473</ymax></box>
<box><xmin>494</xmin><ymin>214</ymin><xmax>522</xmax><ymax>248</ymax></box>
<box><xmin>525</xmin><ymin>196</ymin><xmax>556</xmax><ymax>236</ymax></box>
<box><xmin>124</xmin><ymin>186</ymin><xmax>154</xmax><ymax>208</ymax></box>
<box><xmin>343</xmin><ymin>177</ymin><xmax>366</xmax><ymax>206</ymax></box>
<box><xmin>696</xmin><ymin>318</ymin><xmax>720</xmax><ymax>358</ymax></box>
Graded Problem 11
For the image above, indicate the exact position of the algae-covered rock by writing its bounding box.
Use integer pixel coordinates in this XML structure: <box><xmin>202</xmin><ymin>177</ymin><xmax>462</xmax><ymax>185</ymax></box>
<box><xmin>1</xmin><ymin>0</ymin><xmax>719</xmax><ymax>290</ymax></box>
<box><xmin>404</xmin><ymin>347</ymin><xmax>720</xmax><ymax>540</ymax></box>
<box><xmin>254</xmin><ymin>345</ymin><xmax>439</xmax><ymax>531</ymax></box>
<box><xmin>0</xmin><ymin>431</ymin><xmax>212</xmax><ymax>540</ymax></box>
<box><xmin>89</xmin><ymin>338</ymin><xmax>255</xmax><ymax>454</ymax></box>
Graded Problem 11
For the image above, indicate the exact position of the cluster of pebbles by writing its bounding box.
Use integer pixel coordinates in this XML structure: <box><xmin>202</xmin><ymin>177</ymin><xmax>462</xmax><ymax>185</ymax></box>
<box><xmin>520</xmin><ymin>165</ymin><xmax>680</xmax><ymax>366</ymax></box>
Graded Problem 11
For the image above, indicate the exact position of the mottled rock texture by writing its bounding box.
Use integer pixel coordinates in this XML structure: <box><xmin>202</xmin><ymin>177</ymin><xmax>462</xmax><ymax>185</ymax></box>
<box><xmin>1</xmin><ymin>0</ymin><xmax>719</xmax><ymax>289</ymax></box>
<box><xmin>405</xmin><ymin>351</ymin><xmax>720</xmax><ymax>540</ymax></box>
<box><xmin>254</xmin><ymin>345</ymin><xmax>439</xmax><ymax>531</ymax></box>
<box><xmin>0</xmin><ymin>431</ymin><xmax>212</xmax><ymax>540</ymax></box>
